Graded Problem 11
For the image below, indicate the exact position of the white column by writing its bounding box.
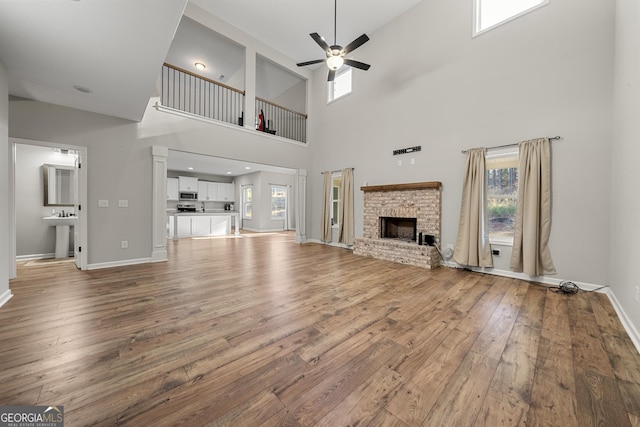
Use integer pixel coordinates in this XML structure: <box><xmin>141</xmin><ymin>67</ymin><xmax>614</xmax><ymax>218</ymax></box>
<box><xmin>0</xmin><ymin>60</ymin><xmax>13</xmax><ymax>307</ymax></box>
<box><xmin>151</xmin><ymin>146</ymin><xmax>168</xmax><ymax>262</ymax></box>
<box><xmin>295</xmin><ymin>168</ymin><xmax>307</xmax><ymax>243</ymax></box>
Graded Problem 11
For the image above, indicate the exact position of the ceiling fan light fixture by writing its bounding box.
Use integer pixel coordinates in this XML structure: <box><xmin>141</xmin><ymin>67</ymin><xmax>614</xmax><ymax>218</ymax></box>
<box><xmin>326</xmin><ymin>55</ymin><xmax>344</xmax><ymax>70</ymax></box>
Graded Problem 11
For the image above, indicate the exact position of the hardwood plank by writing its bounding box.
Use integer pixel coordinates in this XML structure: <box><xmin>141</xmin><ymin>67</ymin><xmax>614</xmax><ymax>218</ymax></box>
<box><xmin>1</xmin><ymin>232</ymin><xmax>639</xmax><ymax>426</ymax></box>
<box><xmin>575</xmin><ymin>370</ymin><xmax>630</xmax><ymax>427</ymax></box>
<box><xmin>420</xmin><ymin>351</ymin><xmax>499</xmax><ymax>426</ymax></box>
<box><xmin>475</xmin><ymin>386</ymin><xmax>529</xmax><ymax>427</ymax></box>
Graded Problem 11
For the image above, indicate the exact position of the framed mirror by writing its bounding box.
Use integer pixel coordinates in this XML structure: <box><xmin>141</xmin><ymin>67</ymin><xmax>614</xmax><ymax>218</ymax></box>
<box><xmin>43</xmin><ymin>164</ymin><xmax>75</xmax><ymax>206</ymax></box>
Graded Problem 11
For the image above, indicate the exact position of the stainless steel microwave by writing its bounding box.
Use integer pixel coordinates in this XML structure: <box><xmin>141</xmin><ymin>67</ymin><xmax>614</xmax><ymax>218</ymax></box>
<box><xmin>179</xmin><ymin>191</ymin><xmax>198</xmax><ymax>201</ymax></box>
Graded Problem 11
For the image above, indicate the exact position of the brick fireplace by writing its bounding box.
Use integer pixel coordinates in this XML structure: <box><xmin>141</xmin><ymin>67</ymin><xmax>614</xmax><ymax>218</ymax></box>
<box><xmin>354</xmin><ymin>182</ymin><xmax>442</xmax><ymax>269</ymax></box>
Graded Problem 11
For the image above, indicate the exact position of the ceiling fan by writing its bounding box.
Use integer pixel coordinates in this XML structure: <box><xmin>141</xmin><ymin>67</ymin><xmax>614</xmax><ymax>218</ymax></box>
<box><xmin>296</xmin><ymin>0</ymin><xmax>371</xmax><ymax>82</ymax></box>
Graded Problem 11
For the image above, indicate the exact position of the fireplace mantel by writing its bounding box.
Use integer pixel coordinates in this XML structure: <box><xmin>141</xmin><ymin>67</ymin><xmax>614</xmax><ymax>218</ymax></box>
<box><xmin>360</xmin><ymin>181</ymin><xmax>442</xmax><ymax>192</ymax></box>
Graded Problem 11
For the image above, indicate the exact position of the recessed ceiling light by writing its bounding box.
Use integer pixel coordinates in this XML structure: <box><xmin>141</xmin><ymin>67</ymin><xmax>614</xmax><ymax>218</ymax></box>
<box><xmin>194</xmin><ymin>62</ymin><xmax>206</xmax><ymax>71</ymax></box>
<box><xmin>245</xmin><ymin>166</ymin><xmax>251</xmax><ymax>170</ymax></box>
<box><xmin>226</xmin><ymin>171</ymin><xmax>232</xmax><ymax>175</ymax></box>
<box><xmin>187</xmin><ymin>167</ymin><xmax>194</xmax><ymax>170</ymax></box>
<box><xmin>73</xmin><ymin>85</ymin><xmax>92</xmax><ymax>94</ymax></box>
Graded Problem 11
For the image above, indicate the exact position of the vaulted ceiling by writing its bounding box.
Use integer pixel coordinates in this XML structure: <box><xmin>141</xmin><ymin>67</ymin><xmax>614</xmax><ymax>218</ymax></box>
<box><xmin>0</xmin><ymin>0</ymin><xmax>423</xmax><ymax>122</ymax></box>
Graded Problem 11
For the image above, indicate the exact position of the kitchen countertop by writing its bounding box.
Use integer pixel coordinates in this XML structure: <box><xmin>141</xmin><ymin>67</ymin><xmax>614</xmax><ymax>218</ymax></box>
<box><xmin>167</xmin><ymin>210</ymin><xmax>238</xmax><ymax>216</ymax></box>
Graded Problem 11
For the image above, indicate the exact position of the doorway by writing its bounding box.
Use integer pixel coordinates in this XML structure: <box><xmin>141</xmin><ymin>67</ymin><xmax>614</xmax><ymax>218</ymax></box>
<box><xmin>9</xmin><ymin>138</ymin><xmax>88</xmax><ymax>278</ymax></box>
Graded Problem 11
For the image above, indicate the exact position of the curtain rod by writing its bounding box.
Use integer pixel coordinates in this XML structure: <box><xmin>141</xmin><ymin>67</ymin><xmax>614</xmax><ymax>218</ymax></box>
<box><xmin>321</xmin><ymin>167</ymin><xmax>354</xmax><ymax>174</ymax></box>
<box><xmin>461</xmin><ymin>136</ymin><xmax>562</xmax><ymax>154</ymax></box>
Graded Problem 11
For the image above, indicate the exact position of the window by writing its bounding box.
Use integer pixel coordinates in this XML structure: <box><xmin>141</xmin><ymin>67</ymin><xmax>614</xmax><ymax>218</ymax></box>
<box><xmin>242</xmin><ymin>185</ymin><xmax>252</xmax><ymax>219</ymax></box>
<box><xmin>474</xmin><ymin>0</ymin><xmax>549</xmax><ymax>36</ymax></box>
<box><xmin>486</xmin><ymin>147</ymin><xmax>519</xmax><ymax>244</ymax></box>
<box><xmin>328</xmin><ymin>68</ymin><xmax>352</xmax><ymax>103</ymax></box>
<box><xmin>331</xmin><ymin>173</ymin><xmax>342</xmax><ymax>227</ymax></box>
<box><xmin>271</xmin><ymin>185</ymin><xmax>287</xmax><ymax>219</ymax></box>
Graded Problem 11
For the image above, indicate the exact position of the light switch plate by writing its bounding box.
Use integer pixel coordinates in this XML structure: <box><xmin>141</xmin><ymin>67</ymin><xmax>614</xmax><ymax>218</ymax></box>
<box><xmin>98</xmin><ymin>200</ymin><xmax>109</xmax><ymax>208</ymax></box>
<box><xmin>118</xmin><ymin>200</ymin><xmax>128</xmax><ymax>208</ymax></box>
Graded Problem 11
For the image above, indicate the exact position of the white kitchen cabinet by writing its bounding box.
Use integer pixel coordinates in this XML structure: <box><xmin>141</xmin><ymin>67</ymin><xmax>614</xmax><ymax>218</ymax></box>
<box><xmin>197</xmin><ymin>181</ymin><xmax>219</xmax><ymax>201</ymax></box>
<box><xmin>177</xmin><ymin>216</ymin><xmax>191</xmax><ymax>236</ymax></box>
<box><xmin>167</xmin><ymin>178</ymin><xmax>179</xmax><ymax>201</ymax></box>
<box><xmin>178</xmin><ymin>176</ymin><xmax>198</xmax><ymax>192</ymax></box>
<box><xmin>192</xmin><ymin>216</ymin><xmax>211</xmax><ymax>235</ymax></box>
<box><xmin>218</xmin><ymin>183</ymin><xmax>235</xmax><ymax>201</ymax></box>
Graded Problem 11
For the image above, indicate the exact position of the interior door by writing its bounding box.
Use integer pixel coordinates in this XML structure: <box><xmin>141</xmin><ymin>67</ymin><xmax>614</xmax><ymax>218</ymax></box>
<box><xmin>73</xmin><ymin>153</ymin><xmax>82</xmax><ymax>269</ymax></box>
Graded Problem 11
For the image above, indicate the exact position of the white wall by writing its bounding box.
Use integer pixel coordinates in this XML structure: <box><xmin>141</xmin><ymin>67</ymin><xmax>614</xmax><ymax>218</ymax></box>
<box><xmin>15</xmin><ymin>144</ymin><xmax>76</xmax><ymax>258</ymax></box>
<box><xmin>9</xmin><ymin>97</ymin><xmax>311</xmax><ymax>267</ymax></box>
<box><xmin>0</xmin><ymin>61</ymin><xmax>10</xmax><ymax>305</ymax></box>
<box><xmin>610</xmin><ymin>0</ymin><xmax>640</xmax><ymax>338</ymax></box>
<box><xmin>308</xmin><ymin>0</ymin><xmax>614</xmax><ymax>288</ymax></box>
<box><xmin>235</xmin><ymin>171</ymin><xmax>295</xmax><ymax>232</ymax></box>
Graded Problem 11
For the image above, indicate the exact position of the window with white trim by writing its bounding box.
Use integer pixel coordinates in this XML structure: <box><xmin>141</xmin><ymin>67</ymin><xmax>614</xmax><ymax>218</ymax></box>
<box><xmin>474</xmin><ymin>0</ymin><xmax>549</xmax><ymax>36</ymax></box>
<box><xmin>271</xmin><ymin>185</ymin><xmax>287</xmax><ymax>219</ymax></box>
<box><xmin>486</xmin><ymin>147</ymin><xmax>519</xmax><ymax>244</ymax></box>
<box><xmin>328</xmin><ymin>68</ymin><xmax>352</xmax><ymax>103</ymax></box>
<box><xmin>242</xmin><ymin>185</ymin><xmax>253</xmax><ymax>220</ymax></box>
<box><xmin>331</xmin><ymin>173</ymin><xmax>342</xmax><ymax>227</ymax></box>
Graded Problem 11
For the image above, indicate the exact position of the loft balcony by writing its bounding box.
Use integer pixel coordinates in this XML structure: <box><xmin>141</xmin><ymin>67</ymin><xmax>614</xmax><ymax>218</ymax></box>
<box><xmin>160</xmin><ymin>63</ymin><xmax>307</xmax><ymax>144</ymax></box>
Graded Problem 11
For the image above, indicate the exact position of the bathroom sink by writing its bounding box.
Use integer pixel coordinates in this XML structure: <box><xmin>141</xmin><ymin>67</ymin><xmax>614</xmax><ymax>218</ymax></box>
<box><xmin>43</xmin><ymin>216</ymin><xmax>76</xmax><ymax>226</ymax></box>
<box><xmin>44</xmin><ymin>216</ymin><xmax>76</xmax><ymax>258</ymax></box>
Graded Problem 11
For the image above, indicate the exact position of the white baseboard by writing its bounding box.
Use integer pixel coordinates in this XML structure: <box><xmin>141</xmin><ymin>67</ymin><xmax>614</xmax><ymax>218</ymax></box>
<box><xmin>604</xmin><ymin>289</ymin><xmax>640</xmax><ymax>354</ymax></box>
<box><xmin>16</xmin><ymin>253</ymin><xmax>55</xmax><ymax>261</ymax></box>
<box><xmin>306</xmin><ymin>238</ymin><xmax>353</xmax><ymax>249</ymax></box>
<box><xmin>468</xmin><ymin>266</ymin><xmax>607</xmax><ymax>292</ymax></box>
<box><xmin>150</xmin><ymin>250</ymin><xmax>168</xmax><ymax>263</ymax></box>
<box><xmin>0</xmin><ymin>289</ymin><xmax>13</xmax><ymax>308</ymax></box>
<box><xmin>87</xmin><ymin>257</ymin><xmax>152</xmax><ymax>270</ymax></box>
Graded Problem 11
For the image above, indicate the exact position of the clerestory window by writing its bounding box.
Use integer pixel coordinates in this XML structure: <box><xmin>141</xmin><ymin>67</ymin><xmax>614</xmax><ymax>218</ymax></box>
<box><xmin>474</xmin><ymin>0</ymin><xmax>549</xmax><ymax>36</ymax></box>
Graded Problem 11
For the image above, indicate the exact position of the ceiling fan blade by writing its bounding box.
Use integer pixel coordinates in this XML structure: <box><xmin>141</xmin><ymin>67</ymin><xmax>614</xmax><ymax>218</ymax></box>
<box><xmin>310</xmin><ymin>32</ymin><xmax>331</xmax><ymax>53</ymax></box>
<box><xmin>342</xmin><ymin>34</ymin><xmax>369</xmax><ymax>55</ymax></box>
<box><xmin>344</xmin><ymin>59</ymin><xmax>371</xmax><ymax>71</ymax></box>
<box><xmin>328</xmin><ymin>69</ymin><xmax>336</xmax><ymax>82</ymax></box>
<box><xmin>297</xmin><ymin>59</ymin><xmax>325</xmax><ymax>67</ymax></box>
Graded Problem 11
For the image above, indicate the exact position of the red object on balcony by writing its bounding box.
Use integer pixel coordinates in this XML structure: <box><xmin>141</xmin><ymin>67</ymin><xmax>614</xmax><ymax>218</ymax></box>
<box><xmin>258</xmin><ymin>109</ymin><xmax>264</xmax><ymax>131</ymax></box>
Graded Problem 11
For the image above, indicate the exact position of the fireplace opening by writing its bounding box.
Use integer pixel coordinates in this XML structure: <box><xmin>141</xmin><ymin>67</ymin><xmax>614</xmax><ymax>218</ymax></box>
<box><xmin>380</xmin><ymin>217</ymin><xmax>417</xmax><ymax>242</ymax></box>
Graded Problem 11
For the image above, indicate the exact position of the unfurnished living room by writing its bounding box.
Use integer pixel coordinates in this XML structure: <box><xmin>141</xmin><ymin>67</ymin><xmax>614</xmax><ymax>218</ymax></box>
<box><xmin>1</xmin><ymin>0</ymin><xmax>640</xmax><ymax>426</ymax></box>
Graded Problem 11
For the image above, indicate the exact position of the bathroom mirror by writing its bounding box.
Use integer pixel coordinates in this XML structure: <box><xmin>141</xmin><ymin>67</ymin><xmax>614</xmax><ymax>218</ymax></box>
<box><xmin>43</xmin><ymin>164</ymin><xmax>75</xmax><ymax>206</ymax></box>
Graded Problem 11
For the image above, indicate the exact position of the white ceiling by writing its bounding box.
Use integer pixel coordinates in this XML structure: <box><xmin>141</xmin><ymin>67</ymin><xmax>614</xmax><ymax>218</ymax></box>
<box><xmin>0</xmin><ymin>0</ymin><xmax>423</xmax><ymax>175</ymax></box>
<box><xmin>0</xmin><ymin>0</ymin><xmax>187</xmax><ymax>122</ymax></box>
<box><xmin>189</xmin><ymin>0</ymin><xmax>424</xmax><ymax>65</ymax></box>
<box><xmin>168</xmin><ymin>150</ymin><xmax>296</xmax><ymax>177</ymax></box>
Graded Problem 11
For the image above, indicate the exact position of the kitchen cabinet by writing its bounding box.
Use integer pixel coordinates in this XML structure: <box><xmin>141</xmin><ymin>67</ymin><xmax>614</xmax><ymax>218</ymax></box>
<box><xmin>197</xmin><ymin>181</ymin><xmax>219</xmax><ymax>201</ymax></box>
<box><xmin>218</xmin><ymin>183</ymin><xmax>235</xmax><ymax>201</ymax></box>
<box><xmin>192</xmin><ymin>216</ymin><xmax>212</xmax><ymax>235</ymax></box>
<box><xmin>177</xmin><ymin>216</ymin><xmax>192</xmax><ymax>236</ymax></box>
<box><xmin>197</xmin><ymin>181</ymin><xmax>234</xmax><ymax>201</ymax></box>
<box><xmin>178</xmin><ymin>176</ymin><xmax>198</xmax><ymax>192</ymax></box>
<box><xmin>167</xmin><ymin>178</ymin><xmax>179</xmax><ymax>201</ymax></box>
<box><xmin>168</xmin><ymin>213</ymin><xmax>239</xmax><ymax>239</ymax></box>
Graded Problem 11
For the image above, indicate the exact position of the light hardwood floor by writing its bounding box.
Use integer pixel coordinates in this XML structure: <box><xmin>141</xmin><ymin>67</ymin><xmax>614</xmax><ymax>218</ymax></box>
<box><xmin>1</xmin><ymin>232</ymin><xmax>640</xmax><ymax>426</ymax></box>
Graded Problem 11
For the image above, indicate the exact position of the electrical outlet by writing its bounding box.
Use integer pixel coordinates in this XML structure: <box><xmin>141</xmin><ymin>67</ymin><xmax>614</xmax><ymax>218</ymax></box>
<box><xmin>121</xmin><ymin>240</ymin><xmax>128</xmax><ymax>249</ymax></box>
<box><xmin>635</xmin><ymin>286</ymin><xmax>639</xmax><ymax>303</ymax></box>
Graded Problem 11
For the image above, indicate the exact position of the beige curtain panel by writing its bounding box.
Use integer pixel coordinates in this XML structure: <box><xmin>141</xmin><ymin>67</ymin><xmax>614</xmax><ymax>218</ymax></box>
<box><xmin>454</xmin><ymin>148</ymin><xmax>493</xmax><ymax>267</ymax></box>
<box><xmin>338</xmin><ymin>168</ymin><xmax>354</xmax><ymax>246</ymax></box>
<box><xmin>321</xmin><ymin>171</ymin><xmax>332</xmax><ymax>243</ymax></box>
<box><xmin>510</xmin><ymin>138</ymin><xmax>556</xmax><ymax>275</ymax></box>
